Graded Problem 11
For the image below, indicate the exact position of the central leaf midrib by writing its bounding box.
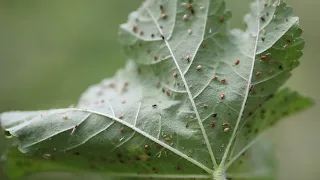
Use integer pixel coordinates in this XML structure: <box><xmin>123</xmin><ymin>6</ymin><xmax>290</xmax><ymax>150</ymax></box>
<box><xmin>220</xmin><ymin>1</ymin><xmax>262</xmax><ymax>166</ymax></box>
<box><xmin>144</xmin><ymin>0</ymin><xmax>217</xmax><ymax>169</ymax></box>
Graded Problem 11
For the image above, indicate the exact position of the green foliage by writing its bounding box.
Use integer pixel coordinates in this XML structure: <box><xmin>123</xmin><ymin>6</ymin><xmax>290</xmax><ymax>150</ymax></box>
<box><xmin>0</xmin><ymin>0</ymin><xmax>314</xmax><ymax>179</ymax></box>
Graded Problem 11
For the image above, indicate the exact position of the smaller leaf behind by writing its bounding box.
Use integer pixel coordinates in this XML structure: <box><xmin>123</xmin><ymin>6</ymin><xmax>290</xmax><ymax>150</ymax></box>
<box><xmin>227</xmin><ymin>138</ymin><xmax>278</xmax><ymax>180</ymax></box>
<box><xmin>226</xmin><ymin>88</ymin><xmax>314</xmax><ymax>179</ymax></box>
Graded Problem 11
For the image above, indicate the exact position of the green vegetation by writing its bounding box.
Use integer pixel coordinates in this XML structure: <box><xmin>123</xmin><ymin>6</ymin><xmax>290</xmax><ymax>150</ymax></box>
<box><xmin>0</xmin><ymin>0</ymin><xmax>318</xmax><ymax>179</ymax></box>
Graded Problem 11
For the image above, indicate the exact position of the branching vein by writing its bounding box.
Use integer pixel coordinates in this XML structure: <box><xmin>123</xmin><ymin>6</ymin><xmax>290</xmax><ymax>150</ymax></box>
<box><xmin>145</xmin><ymin>1</ymin><xmax>218</xmax><ymax>169</ymax></box>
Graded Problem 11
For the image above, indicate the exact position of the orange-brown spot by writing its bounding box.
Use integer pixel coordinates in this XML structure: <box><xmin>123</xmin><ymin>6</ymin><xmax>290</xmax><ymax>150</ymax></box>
<box><xmin>219</xmin><ymin>16</ymin><xmax>225</xmax><ymax>22</ymax></box>
<box><xmin>212</xmin><ymin>76</ymin><xmax>218</xmax><ymax>80</ymax></box>
<box><xmin>173</xmin><ymin>72</ymin><xmax>178</xmax><ymax>78</ymax></box>
<box><xmin>221</xmin><ymin>78</ymin><xmax>227</xmax><ymax>84</ymax></box>
<box><xmin>260</xmin><ymin>55</ymin><xmax>268</xmax><ymax>60</ymax></box>
<box><xmin>132</xmin><ymin>25</ymin><xmax>137</xmax><ymax>32</ymax></box>
<box><xmin>269</xmin><ymin>69</ymin><xmax>274</xmax><ymax>73</ymax></box>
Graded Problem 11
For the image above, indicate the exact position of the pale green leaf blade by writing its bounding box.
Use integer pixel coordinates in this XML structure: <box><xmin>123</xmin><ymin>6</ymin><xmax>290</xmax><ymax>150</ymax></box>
<box><xmin>119</xmin><ymin>0</ymin><xmax>305</xmax><ymax>165</ymax></box>
<box><xmin>218</xmin><ymin>0</ymin><xmax>306</xmax><ymax>165</ymax></box>
<box><xmin>0</xmin><ymin>0</ymin><xmax>313</xmax><ymax>179</ymax></box>
<box><xmin>240</xmin><ymin>0</ymin><xmax>305</xmax><ymax>127</ymax></box>
<box><xmin>119</xmin><ymin>0</ymin><xmax>233</xmax><ymax>167</ymax></box>
<box><xmin>1</xmin><ymin>62</ymin><xmax>210</xmax><ymax>179</ymax></box>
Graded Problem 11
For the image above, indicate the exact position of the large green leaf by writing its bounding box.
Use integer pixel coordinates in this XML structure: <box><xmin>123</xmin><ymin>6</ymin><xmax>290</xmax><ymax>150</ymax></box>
<box><xmin>0</xmin><ymin>0</ymin><xmax>313</xmax><ymax>179</ymax></box>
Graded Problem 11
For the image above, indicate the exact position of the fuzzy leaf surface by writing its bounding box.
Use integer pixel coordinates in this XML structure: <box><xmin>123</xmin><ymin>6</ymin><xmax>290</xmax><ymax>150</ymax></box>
<box><xmin>0</xmin><ymin>0</ymin><xmax>312</xmax><ymax>179</ymax></box>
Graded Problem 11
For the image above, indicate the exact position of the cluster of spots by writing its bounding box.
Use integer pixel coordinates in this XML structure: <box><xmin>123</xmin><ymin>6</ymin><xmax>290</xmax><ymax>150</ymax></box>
<box><xmin>129</xmin><ymin>3</ymin><xmax>172</xmax><ymax>41</ymax></box>
<box><xmin>210</xmin><ymin>113</ymin><xmax>231</xmax><ymax>133</ymax></box>
<box><xmin>223</xmin><ymin>122</ymin><xmax>230</xmax><ymax>133</ymax></box>
<box><xmin>181</xmin><ymin>2</ymin><xmax>195</xmax><ymax>21</ymax></box>
<box><xmin>42</xmin><ymin>138</ymin><xmax>192</xmax><ymax>174</ymax></box>
<box><xmin>134</xmin><ymin>2</ymin><xmax>215</xmax><ymax>102</ymax></box>
<box><xmin>246</xmin><ymin>12</ymin><xmax>299</xmax><ymax>117</ymax></box>
<box><xmin>78</xmin><ymin>79</ymin><xmax>133</xmax><ymax>110</ymax></box>
<box><xmin>132</xmin><ymin>25</ymin><xmax>144</xmax><ymax>37</ymax></box>
<box><xmin>161</xmin><ymin>132</ymin><xmax>175</xmax><ymax>146</ymax></box>
<box><xmin>243</xmin><ymin>90</ymin><xmax>309</xmax><ymax>145</ymax></box>
<box><xmin>232</xmin><ymin>93</ymin><xmax>310</xmax><ymax>170</ymax></box>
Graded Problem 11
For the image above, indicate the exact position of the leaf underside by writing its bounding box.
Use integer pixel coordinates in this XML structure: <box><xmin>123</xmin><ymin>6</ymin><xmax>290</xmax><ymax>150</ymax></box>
<box><xmin>0</xmin><ymin>0</ymin><xmax>313</xmax><ymax>179</ymax></box>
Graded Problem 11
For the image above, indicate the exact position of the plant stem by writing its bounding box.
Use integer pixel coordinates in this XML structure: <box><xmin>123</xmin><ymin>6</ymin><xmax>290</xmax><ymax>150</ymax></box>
<box><xmin>212</xmin><ymin>167</ymin><xmax>227</xmax><ymax>180</ymax></box>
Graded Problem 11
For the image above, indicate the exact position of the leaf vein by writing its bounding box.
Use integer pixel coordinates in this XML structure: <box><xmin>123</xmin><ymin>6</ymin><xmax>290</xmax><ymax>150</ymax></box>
<box><xmin>145</xmin><ymin>2</ymin><xmax>218</xmax><ymax>169</ymax></box>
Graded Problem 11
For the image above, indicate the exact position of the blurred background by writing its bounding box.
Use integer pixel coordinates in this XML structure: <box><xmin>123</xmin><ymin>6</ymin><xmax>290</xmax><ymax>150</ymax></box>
<box><xmin>0</xmin><ymin>0</ymin><xmax>318</xmax><ymax>179</ymax></box>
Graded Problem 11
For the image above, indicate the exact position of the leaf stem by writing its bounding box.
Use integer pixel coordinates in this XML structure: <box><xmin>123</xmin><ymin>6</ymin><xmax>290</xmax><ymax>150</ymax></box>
<box><xmin>212</xmin><ymin>167</ymin><xmax>227</xmax><ymax>180</ymax></box>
